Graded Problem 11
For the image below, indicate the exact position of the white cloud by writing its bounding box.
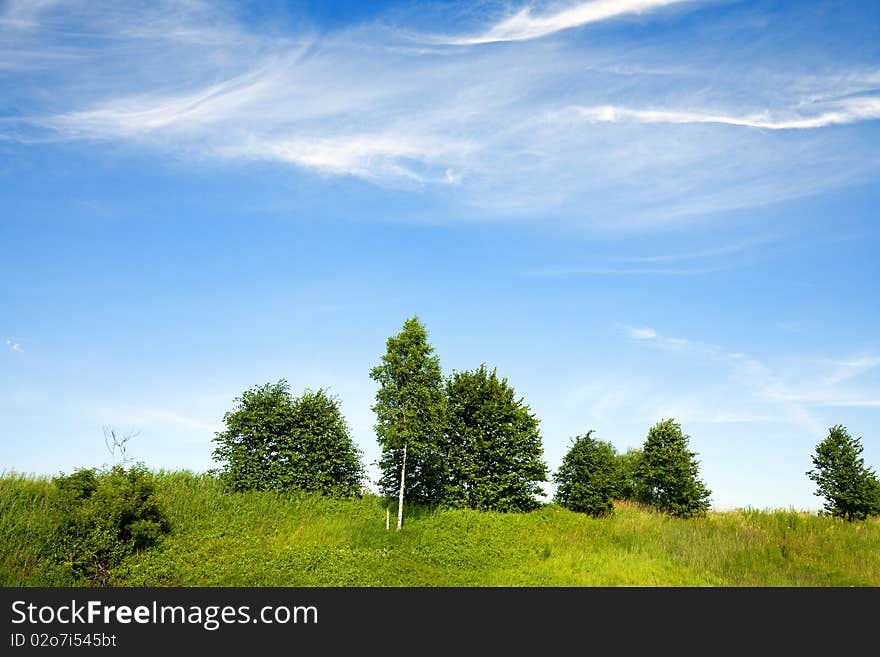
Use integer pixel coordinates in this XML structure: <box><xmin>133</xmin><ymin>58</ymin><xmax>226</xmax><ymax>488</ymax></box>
<box><xmin>444</xmin><ymin>0</ymin><xmax>695</xmax><ymax>45</ymax></box>
<box><xmin>555</xmin><ymin>96</ymin><xmax>880</xmax><ymax>130</ymax></box>
<box><xmin>50</xmin><ymin>65</ymin><xmax>288</xmax><ymax>137</ymax></box>
<box><xmin>624</xmin><ymin>325</ymin><xmax>710</xmax><ymax>354</ymax></box>
<box><xmin>822</xmin><ymin>355</ymin><xmax>880</xmax><ymax>385</ymax></box>
<box><xmin>5</xmin><ymin>0</ymin><xmax>880</xmax><ymax>226</ymax></box>
<box><xmin>229</xmin><ymin>132</ymin><xmax>472</xmax><ymax>184</ymax></box>
<box><xmin>622</xmin><ymin>325</ymin><xmax>880</xmax><ymax>432</ymax></box>
<box><xmin>626</xmin><ymin>326</ymin><xmax>657</xmax><ymax>340</ymax></box>
<box><xmin>5</xmin><ymin>339</ymin><xmax>23</xmax><ymax>353</ymax></box>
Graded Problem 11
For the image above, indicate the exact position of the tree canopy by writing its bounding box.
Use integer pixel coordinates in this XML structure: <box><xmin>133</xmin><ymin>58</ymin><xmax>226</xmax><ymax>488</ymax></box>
<box><xmin>443</xmin><ymin>365</ymin><xmax>548</xmax><ymax>512</ymax></box>
<box><xmin>614</xmin><ymin>447</ymin><xmax>644</xmax><ymax>502</ymax></box>
<box><xmin>212</xmin><ymin>381</ymin><xmax>364</xmax><ymax>497</ymax></box>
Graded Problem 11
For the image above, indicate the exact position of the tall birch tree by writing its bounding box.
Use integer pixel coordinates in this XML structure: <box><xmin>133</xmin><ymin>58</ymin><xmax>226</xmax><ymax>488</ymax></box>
<box><xmin>370</xmin><ymin>316</ymin><xmax>446</xmax><ymax>529</ymax></box>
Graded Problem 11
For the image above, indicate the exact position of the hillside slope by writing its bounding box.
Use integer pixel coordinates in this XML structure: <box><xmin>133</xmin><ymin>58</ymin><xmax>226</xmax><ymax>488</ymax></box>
<box><xmin>3</xmin><ymin>471</ymin><xmax>878</xmax><ymax>586</ymax></box>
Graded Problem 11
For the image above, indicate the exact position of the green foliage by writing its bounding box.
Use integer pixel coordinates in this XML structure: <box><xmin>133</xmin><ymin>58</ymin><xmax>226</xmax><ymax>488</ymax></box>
<box><xmin>614</xmin><ymin>447</ymin><xmax>644</xmax><ymax>502</ymax></box>
<box><xmin>0</xmin><ymin>473</ymin><xmax>57</xmax><ymax>585</ymax></box>
<box><xmin>807</xmin><ymin>425</ymin><xmax>880</xmax><ymax>522</ymax></box>
<box><xmin>43</xmin><ymin>466</ymin><xmax>169</xmax><ymax>586</ymax></box>
<box><xmin>5</xmin><ymin>472</ymin><xmax>880</xmax><ymax>586</ymax></box>
<box><xmin>212</xmin><ymin>381</ymin><xmax>365</xmax><ymax>497</ymax></box>
<box><xmin>554</xmin><ymin>430</ymin><xmax>618</xmax><ymax>517</ymax></box>
<box><xmin>637</xmin><ymin>419</ymin><xmax>711</xmax><ymax>518</ymax></box>
<box><xmin>370</xmin><ymin>316</ymin><xmax>447</xmax><ymax>503</ymax></box>
<box><xmin>443</xmin><ymin>365</ymin><xmax>548</xmax><ymax>512</ymax></box>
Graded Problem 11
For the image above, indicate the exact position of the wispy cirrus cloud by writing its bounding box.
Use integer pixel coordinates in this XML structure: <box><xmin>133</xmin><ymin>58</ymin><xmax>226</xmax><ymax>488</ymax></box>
<box><xmin>226</xmin><ymin>132</ymin><xmax>471</xmax><ymax>184</ymax></box>
<box><xmin>820</xmin><ymin>355</ymin><xmax>880</xmax><ymax>385</ymax></box>
<box><xmin>95</xmin><ymin>404</ymin><xmax>222</xmax><ymax>437</ymax></box>
<box><xmin>623</xmin><ymin>325</ymin><xmax>880</xmax><ymax>428</ymax></box>
<box><xmin>553</xmin><ymin>96</ymin><xmax>880</xmax><ymax>130</ymax></box>
<box><xmin>530</xmin><ymin>235</ymin><xmax>781</xmax><ymax>277</ymax></box>
<box><xmin>3</xmin><ymin>1</ymin><xmax>880</xmax><ymax>228</ymax></box>
<box><xmin>49</xmin><ymin>63</ymin><xmax>297</xmax><ymax>138</ymax></box>
<box><xmin>441</xmin><ymin>0</ymin><xmax>696</xmax><ymax>45</ymax></box>
<box><xmin>619</xmin><ymin>236</ymin><xmax>780</xmax><ymax>263</ymax></box>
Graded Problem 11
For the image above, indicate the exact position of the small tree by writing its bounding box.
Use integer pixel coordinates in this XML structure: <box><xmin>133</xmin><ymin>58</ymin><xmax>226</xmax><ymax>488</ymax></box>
<box><xmin>370</xmin><ymin>316</ymin><xmax>447</xmax><ymax>529</ymax></box>
<box><xmin>212</xmin><ymin>381</ymin><xmax>364</xmax><ymax>497</ymax></box>
<box><xmin>807</xmin><ymin>425</ymin><xmax>880</xmax><ymax>521</ymax></box>
<box><xmin>637</xmin><ymin>418</ymin><xmax>711</xmax><ymax>518</ymax></box>
<box><xmin>554</xmin><ymin>430</ymin><xmax>618</xmax><ymax>517</ymax></box>
<box><xmin>443</xmin><ymin>365</ymin><xmax>548</xmax><ymax>512</ymax></box>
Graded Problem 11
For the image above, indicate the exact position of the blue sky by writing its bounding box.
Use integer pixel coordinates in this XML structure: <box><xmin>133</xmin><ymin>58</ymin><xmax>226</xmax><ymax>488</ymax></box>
<box><xmin>2</xmin><ymin>0</ymin><xmax>878</xmax><ymax>511</ymax></box>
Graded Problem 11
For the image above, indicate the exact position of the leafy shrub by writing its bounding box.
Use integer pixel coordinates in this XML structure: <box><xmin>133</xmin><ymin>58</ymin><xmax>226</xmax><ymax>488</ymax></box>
<box><xmin>44</xmin><ymin>466</ymin><xmax>169</xmax><ymax>586</ymax></box>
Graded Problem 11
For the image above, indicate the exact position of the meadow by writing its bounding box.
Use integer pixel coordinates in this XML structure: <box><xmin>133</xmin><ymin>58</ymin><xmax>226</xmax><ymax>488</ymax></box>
<box><xmin>2</xmin><ymin>470</ymin><xmax>878</xmax><ymax>587</ymax></box>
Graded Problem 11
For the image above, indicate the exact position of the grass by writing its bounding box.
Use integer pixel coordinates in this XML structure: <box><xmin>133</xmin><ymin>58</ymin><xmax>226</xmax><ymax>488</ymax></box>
<box><xmin>2</xmin><ymin>470</ymin><xmax>879</xmax><ymax>586</ymax></box>
<box><xmin>0</xmin><ymin>472</ymin><xmax>56</xmax><ymax>585</ymax></box>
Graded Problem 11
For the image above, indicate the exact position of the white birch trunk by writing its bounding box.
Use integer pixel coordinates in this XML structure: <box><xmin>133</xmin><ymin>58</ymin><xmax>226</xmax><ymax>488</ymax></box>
<box><xmin>397</xmin><ymin>443</ymin><xmax>407</xmax><ymax>531</ymax></box>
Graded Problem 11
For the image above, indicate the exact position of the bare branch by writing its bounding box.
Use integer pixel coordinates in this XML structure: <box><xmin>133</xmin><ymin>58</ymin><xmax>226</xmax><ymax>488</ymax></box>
<box><xmin>103</xmin><ymin>425</ymin><xmax>140</xmax><ymax>467</ymax></box>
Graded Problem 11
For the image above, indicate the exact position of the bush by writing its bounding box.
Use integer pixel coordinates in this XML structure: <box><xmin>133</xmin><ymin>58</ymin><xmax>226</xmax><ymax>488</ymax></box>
<box><xmin>44</xmin><ymin>466</ymin><xmax>169</xmax><ymax>586</ymax></box>
<box><xmin>554</xmin><ymin>431</ymin><xmax>618</xmax><ymax>517</ymax></box>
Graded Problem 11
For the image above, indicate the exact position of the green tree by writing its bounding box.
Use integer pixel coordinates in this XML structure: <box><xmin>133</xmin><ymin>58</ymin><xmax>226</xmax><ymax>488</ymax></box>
<box><xmin>212</xmin><ymin>381</ymin><xmax>364</xmax><ymax>497</ymax></box>
<box><xmin>443</xmin><ymin>365</ymin><xmax>548</xmax><ymax>512</ymax></box>
<box><xmin>637</xmin><ymin>418</ymin><xmax>711</xmax><ymax>518</ymax></box>
<box><xmin>553</xmin><ymin>430</ymin><xmax>618</xmax><ymax>517</ymax></box>
<box><xmin>370</xmin><ymin>316</ymin><xmax>447</xmax><ymax>528</ymax></box>
<box><xmin>614</xmin><ymin>447</ymin><xmax>644</xmax><ymax>502</ymax></box>
<box><xmin>807</xmin><ymin>424</ymin><xmax>880</xmax><ymax>521</ymax></box>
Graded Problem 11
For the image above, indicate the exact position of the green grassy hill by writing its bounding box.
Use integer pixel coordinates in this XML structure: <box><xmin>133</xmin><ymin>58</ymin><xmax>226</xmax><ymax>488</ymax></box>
<box><xmin>3</xmin><ymin>470</ymin><xmax>879</xmax><ymax>586</ymax></box>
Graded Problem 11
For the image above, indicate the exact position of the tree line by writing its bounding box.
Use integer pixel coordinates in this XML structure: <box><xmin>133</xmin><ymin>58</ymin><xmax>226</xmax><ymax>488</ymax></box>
<box><xmin>211</xmin><ymin>315</ymin><xmax>880</xmax><ymax>523</ymax></box>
